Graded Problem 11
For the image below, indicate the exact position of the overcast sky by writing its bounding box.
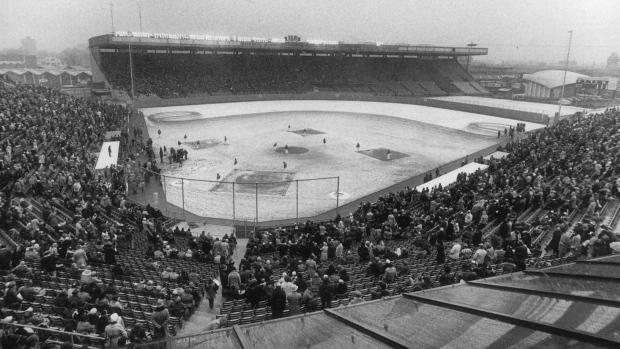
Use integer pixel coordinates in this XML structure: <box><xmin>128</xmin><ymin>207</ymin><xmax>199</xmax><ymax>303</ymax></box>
<box><xmin>2</xmin><ymin>0</ymin><xmax>619</xmax><ymax>64</ymax></box>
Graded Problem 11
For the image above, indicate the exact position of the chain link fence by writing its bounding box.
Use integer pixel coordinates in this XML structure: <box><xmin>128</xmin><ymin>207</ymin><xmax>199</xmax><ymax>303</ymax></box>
<box><xmin>127</xmin><ymin>168</ymin><xmax>340</xmax><ymax>224</ymax></box>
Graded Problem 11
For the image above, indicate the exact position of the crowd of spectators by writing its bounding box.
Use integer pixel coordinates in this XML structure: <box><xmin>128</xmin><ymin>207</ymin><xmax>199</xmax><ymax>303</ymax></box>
<box><xmin>0</xmin><ymin>80</ymin><xmax>210</xmax><ymax>348</ymax></box>
<box><xmin>100</xmin><ymin>53</ymin><xmax>470</xmax><ymax>98</ymax></box>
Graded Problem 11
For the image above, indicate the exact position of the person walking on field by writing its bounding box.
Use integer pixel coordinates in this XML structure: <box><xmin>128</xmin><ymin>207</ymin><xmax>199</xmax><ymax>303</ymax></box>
<box><xmin>108</xmin><ymin>146</ymin><xmax>112</xmax><ymax>157</ymax></box>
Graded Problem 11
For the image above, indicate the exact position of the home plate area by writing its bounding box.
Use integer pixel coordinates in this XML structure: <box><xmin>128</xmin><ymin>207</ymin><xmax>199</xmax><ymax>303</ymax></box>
<box><xmin>359</xmin><ymin>148</ymin><xmax>409</xmax><ymax>161</ymax></box>
<box><xmin>185</xmin><ymin>139</ymin><xmax>221</xmax><ymax>150</ymax></box>
<box><xmin>210</xmin><ymin>170</ymin><xmax>295</xmax><ymax>195</ymax></box>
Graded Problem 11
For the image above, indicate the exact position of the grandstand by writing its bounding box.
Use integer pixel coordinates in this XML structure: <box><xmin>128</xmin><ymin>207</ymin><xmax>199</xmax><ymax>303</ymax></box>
<box><xmin>89</xmin><ymin>32</ymin><xmax>490</xmax><ymax>100</ymax></box>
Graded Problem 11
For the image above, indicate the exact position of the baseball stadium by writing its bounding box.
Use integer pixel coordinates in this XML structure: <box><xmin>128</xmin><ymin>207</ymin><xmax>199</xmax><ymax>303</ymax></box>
<box><xmin>0</xmin><ymin>3</ymin><xmax>619</xmax><ymax>348</ymax></box>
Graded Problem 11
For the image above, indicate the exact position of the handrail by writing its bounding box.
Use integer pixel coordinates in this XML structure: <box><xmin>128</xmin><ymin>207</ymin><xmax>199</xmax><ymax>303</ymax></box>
<box><xmin>131</xmin><ymin>326</ymin><xmax>235</xmax><ymax>348</ymax></box>
<box><xmin>0</xmin><ymin>228</ymin><xmax>19</xmax><ymax>249</ymax></box>
<box><xmin>0</xmin><ymin>321</ymin><xmax>103</xmax><ymax>342</ymax></box>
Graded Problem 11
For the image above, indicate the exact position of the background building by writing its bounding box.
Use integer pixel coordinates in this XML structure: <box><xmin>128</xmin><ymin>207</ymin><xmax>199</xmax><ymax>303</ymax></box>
<box><xmin>20</xmin><ymin>37</ymin><xmax>37</xmax><ymax>56</ymax></box>
<box><xmin>608</xmin><ymin>52</ymin><xmax>619</xmax><ymax>70</ymax></box>
<box><xmin>523</xmin><ymin>70</ymin><xmax>589</xmax><ymax>100</ymax></box>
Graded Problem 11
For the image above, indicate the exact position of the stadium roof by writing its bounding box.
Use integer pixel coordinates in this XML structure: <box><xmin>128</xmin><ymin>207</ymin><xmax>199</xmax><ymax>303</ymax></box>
<box><xmin>523</xmin><ymin>70</ymin><xmax>589</xmax><ymax>89</ymax></box>
<box><xmin>89</xmin><ymin>34</ymin><xmax>489</xmax><ymax>57</ymax></box>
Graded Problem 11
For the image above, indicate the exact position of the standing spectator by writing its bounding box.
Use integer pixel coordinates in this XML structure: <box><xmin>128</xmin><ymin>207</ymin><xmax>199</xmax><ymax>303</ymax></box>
<box><xmin>287</xmin><ymin>285</ymin><xmax>302</xmax><ymax>316</ymax></box>
<box><xmin>449</xmin><ymin>241</ymin><xmax>462</xmax><ymax>260</ymax></box>
<box><xmin>302</xmin><ymin>285</ymin><xmax>319</xmax><ymax>313</ymax></box>
<box><xmin>151</xmin><ymin>300</ymin><xmax>170</xmax><ymax>342</ymax></box>
<box><xmin>319</xmin><ymin>276</ymin><xmax>334</xmax><ymax>309</ymax></box>
<box><xmin>104</xmin><ymin>313</ymin><xmax>127</xmax><ymax>348</ymax></box>
<box><xmin>228</xmin><ymin>267</ymin><xmax>241</xmax><ymax>290</ymax></box>
<box><xmin>204</xmin><ymin>278</ymin><xmax>219</xmax><ymax>310</ymax></box>
<box><xmin>473</xmin><ymin>244</ymin><xmax>487</xmax><ymax>264</ymax></box>
<box><xmin>436</xmin><ymin>242</ymin><xmax>445</xmax><ymax>264</ymax></box>
<box><xmin>271</xmin><ymin>283</ymin><xmax>287</xmax><ymax>319</ymax></box>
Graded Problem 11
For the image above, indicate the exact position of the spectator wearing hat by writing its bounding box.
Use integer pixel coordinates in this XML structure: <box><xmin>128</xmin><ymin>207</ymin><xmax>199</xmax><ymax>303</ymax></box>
<box><xmin>383</xmin><ymin>261</ymin><xmax>397</xmax><ymax>283</ymax></box>
<box><xmin>335</xmin><ymin>241</ymin><xmax>344</xmax><ymax>259</ymax></box>
<box><xmin>151</xmin><ymin>299</ymin><xmax>170</xmax><ymax>341</ymax></box>
<box><xmin>11</xmin><ymin>261</ymin><xmax>32</xmax><ymax>277</ymax></box>
<box><xmin>205</xmin><ymin>278</ymin><xmax>219</xmax><ymax>310</ymax></box>
<box><xmin>281</xmin><ymin>276</ymin><xmax>295</xmax><ymax>295</ymax></box>
<box><xmin>305</xmin><ymin>256</ymin><xmax>318</xmax><ymax>278</ymax></box>
<box><xmin>438</xmin><ymin>266</ymin><xmax>455</xmax><ymax>286</ymax></box>
<box><xmin>271</xmin><ymin>283</ymin><xmax>287</xmax><ymax>319</ymax></box>
<box><xmin>287</xmin><ymin>284</ymin><xmax>302</xmax><ymax>316</ymax></box>
<box><xmin>67</xmin><ymin>289</ymin><xmax>83</xmax><ymax>309</ymax></box>
<box><xmin>129</xmin><ymin>322</ymin><xmax>151</xmax><ymax>344</ymax></box>
<box><xmin>54</xmin><ymin>292</ymin><xmax>70</xmax><ymax>309</ymax></box>
<box><xmin>40</xmin><ymin>250</ymin><xmax>58</xmax><ymax>276</ymax></box>
<box><xmin>105</xmin><ymin>313</ymin><xmax>127</xmax><ymax>348</ymax></box>
<box><xmin>345</xmin><ymin>251</ymin><xmax>356</xmax><ymax>264</ymax></box>
<box><xmin>319</xmin><ymin>276</ymin><xmax>334</xmax><ymax>309</ymax></box>
<box><xmin>109</xmin><ymin>295</ymin><xmax>124</xmax><ymax>312</ymax></box>
<box><xmin>335</xmin><ymin>279</ymin><xmax>348</xmax><ymax>295</ymax></box>
<box><xmin>24</xmin><ymin>247</ymin><xmax>39</xmax><ymax>261</ymax></box>
<box><xmin>349</xmin><ymin>291</ymin><xmax>364</xmax><ymax>305</ymax></box>
<box><xmin>239</xmin><ymin>266</ymin><xmax>252</xmax><ymax>287</ymax></box>
<box><xmin>338</xmin><ymin>268</ymin><xmax>351</xmax><ymax>283</ymax></box>
<box><xmin>225</xmin><ymin>266</ymin><xmax>240</xmax><ymax>290</ymax></box>
<box><xmin>188</xmin><ymin>269</ymin><xmax>200</xmax><ymax>284</ymax></box>
<box><xmin>162</xmin><ymin>267</ymin><xmax>179</xmax><ymax>281</ymax></box>
<box><xmin>170</xmin><ymin>296</ymin><xmax>189</xmax><ymax>320</ymax></box>
<box><xmin>513</xmin><ymin>241</ymin><xmax>529</xmax><ymax>271</ymax></box>
<box><xmin>357</xmin><ymin>243</ymin><xmax>370</xmax><ymax>262</ymax></box>
<box><xmin>245</xmin><ymin>280</ymin><xmax>264</xmax><ymax>309</ymax></box>
<box><xmin>460</xmin><ymin>244</ymin><xmax>472</xmax><ymax>259</ymax></box>
<box><xmin>436</xmin><ymin>241</ymin><xmax>446</xmax><ymax>264</ymax></box>
<box><xmin>19</xmin><ymin>280</ymin><xmax>38</xmax><ymax>302</ymax></box>
<box><xmin>473</xmin><ymin>244</ymin><xmax>487</xmax><ymax>264</ymax></box>
<box><xmin>22</xmin><ymin>330</ymin><xmax>39</xmax><ymax>349</ymax></box>
<box><xmin>371</xmin><ymin>281</ymin><xmax>390</xmax><ymax>300</ymax></box>
<box><xmin>460</xmin><ymin>264</ymin><xmax>479</xmax><ymax>282</ymax></box>
<box><xmin>569</xmin><ymin>232</ymin><xmax>582</xmax><ymax>258</ymax></box>
<box><xmin>302</xmin><ymin>285</ymin><xmax>318</xmax><ymax>312</ymax></box>
<box><xmin>77</xmin><ymin>314</ymin><xmax>95</xmax><ymax>334</ymax></box>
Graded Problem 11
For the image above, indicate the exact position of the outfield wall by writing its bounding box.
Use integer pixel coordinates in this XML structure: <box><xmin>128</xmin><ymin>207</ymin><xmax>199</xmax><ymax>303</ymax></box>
<box><xmin>132</xmin><ymin>92</ymin><xmax>550</xmax><ymax>125</ymax></box>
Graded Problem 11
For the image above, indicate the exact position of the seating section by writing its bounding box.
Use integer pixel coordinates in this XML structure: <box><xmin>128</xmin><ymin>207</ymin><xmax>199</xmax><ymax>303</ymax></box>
<box><xmin>419</xmin><ymin>82</ymin><xmax>447</xmax><ymax>95</ymax></box>
<box><xmin>99</xmin><ymin>53</ymin><xmax>487</xmax><ymax>98</ymax></box>
<box><xmin>453</xmin><ymin>82</ymin><xmax>481</xmax><ymax>94</ymax></box>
